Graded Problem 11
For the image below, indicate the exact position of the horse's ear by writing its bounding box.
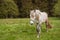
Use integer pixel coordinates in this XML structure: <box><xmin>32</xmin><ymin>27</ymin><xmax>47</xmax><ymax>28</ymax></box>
<box><xmin>30</xmin><ymin>10</ymin><xmax>32</xmax><ymax>15</ymax></box>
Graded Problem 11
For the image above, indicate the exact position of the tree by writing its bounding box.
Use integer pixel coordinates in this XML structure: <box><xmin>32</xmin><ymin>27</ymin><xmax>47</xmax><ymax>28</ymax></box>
<box><xmin>14</xmin><ymin>0</ymin><xmax>33</xmax><ymax>18</ymax></box>
<box><xmin>0</xmin><ymin>0</ymin><xmax>19</xmax><ymax>18</ymax></box>
<box><xmin>54</xmin><ymin>0</ymin><xmax>60</xmax><ymax>17</ymax></box>
<box><xmin>47</xmin><ymin>0</ymin><xmax>58</xmax><ymax>16</ymax></box>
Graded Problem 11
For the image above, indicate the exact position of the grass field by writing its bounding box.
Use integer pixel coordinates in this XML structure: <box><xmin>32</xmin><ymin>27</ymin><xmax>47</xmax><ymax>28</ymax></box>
<box><xmin>0</xmin><ymin>17</ymin><xmax>60</xmax><ymax>40</ymax></box>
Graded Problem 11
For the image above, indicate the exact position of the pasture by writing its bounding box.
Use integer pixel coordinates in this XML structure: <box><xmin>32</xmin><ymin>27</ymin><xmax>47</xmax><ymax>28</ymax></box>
<box><xmin>0</xmin><ymin>17</ymin><xmax>60</xmax><ymax>40</ymax></box>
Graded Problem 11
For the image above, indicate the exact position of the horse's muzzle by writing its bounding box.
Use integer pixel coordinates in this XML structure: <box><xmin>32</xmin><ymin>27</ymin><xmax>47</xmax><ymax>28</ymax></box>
<box><xmin>30</xmin><ymin>21</ymin><xmax>34</xmax><ymax>25</ymax></box>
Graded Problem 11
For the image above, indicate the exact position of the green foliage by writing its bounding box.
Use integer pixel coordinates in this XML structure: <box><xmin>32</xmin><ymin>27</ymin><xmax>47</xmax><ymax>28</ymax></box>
<box><xmin>0</xmin><ymin>0</ymin><xmax>58</xmax><ymax>18</ymax></box>
<box><xmin>54</xmin><ymin>0</ymin><xmax>60</xmax><ymax>17</ymax></box>
<box><xmin>14</xmin><ymin>0</ymin><xmax>32</xmax><ymax>18</ymax></box>
<box><xmin>14</xmin><ymin>0</ymin><xmax>58</xmax><ymax>18</ymax></box>
<box><xmin>0</xmin><ymin>0</ymin><xmax>19</xmax><ymax>18</ymax></box>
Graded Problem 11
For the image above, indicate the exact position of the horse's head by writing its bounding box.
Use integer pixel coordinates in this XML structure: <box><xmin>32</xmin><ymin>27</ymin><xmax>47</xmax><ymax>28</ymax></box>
<box><xmin>30</xmin><ymin>10</ymin><xmax>41</xmax><ymax>25</ymax></box>
<box><xmin>30</xmin><ymin>10</ymin><xmax>36</xmax><ymax>25</ymax></box>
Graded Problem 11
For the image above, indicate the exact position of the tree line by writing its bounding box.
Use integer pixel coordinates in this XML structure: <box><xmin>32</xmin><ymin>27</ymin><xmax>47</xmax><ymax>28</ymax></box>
<box><xmin>0</xmin><ymin>0</ymin><xmax>58</xmax><ymax>18</ymax></box>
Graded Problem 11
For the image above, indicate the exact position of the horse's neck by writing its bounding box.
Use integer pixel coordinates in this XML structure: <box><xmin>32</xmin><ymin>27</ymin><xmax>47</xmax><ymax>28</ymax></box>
<box><xmin>35</xmin><ymin>13</ymin><xmax>40</xmax><ymax>21</ymax></box>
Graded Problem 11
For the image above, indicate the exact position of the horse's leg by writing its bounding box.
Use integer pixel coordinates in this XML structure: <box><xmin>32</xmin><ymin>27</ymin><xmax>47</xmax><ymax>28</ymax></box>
<box><xmin>36</xmin><ymin>23</ymin><xmax>41</xmax><ymax>38</ymax></box>
<box><xmin>45</xmin><ymin>19</ymin><xmax>52</xmax><ymax>32</ymax></box>
<box><xmin>45</xmin><ymin>21</ymin><xmax>48</xmax><ymax>32</ymax></box>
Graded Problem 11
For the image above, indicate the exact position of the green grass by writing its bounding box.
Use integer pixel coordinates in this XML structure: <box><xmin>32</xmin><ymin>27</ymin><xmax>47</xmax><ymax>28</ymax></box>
<box><xmin>0</xmin><ymin>17</ymin><xmax>60</xmax><ymax>40</ymax></box>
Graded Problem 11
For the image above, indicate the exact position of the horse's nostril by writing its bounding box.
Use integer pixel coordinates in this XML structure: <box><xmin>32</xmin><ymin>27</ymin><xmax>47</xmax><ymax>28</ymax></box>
<box><xmin>31</xmin><ymin>23</ymin><xmax>33</xmax><ymax>25</ymax></box>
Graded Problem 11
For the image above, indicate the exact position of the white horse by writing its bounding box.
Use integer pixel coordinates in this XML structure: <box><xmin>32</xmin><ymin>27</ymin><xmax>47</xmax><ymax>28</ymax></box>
<box><xmin>30</xmin><ymin>9</ymin><xmax>52</xmax><ymax>38</ymax></box>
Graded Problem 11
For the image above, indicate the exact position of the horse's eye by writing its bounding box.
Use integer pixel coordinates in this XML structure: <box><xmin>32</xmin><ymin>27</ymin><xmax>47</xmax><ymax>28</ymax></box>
<box><xmin>31</xmin><ymin>15</ymin><xmax>34</xmax><ymax>18</ymax></box>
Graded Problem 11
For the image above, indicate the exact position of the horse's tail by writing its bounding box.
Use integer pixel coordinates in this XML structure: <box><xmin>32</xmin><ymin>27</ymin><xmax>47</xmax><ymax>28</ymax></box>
<box><xmin>45</xmin><ymin>20</ymin><xmax>52</xmax><ymax>29</ymax></box>
<box><xmin>47</xmin><ymin>22</ymin><xmax>52</xmax><ymax>28</ymax></box>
